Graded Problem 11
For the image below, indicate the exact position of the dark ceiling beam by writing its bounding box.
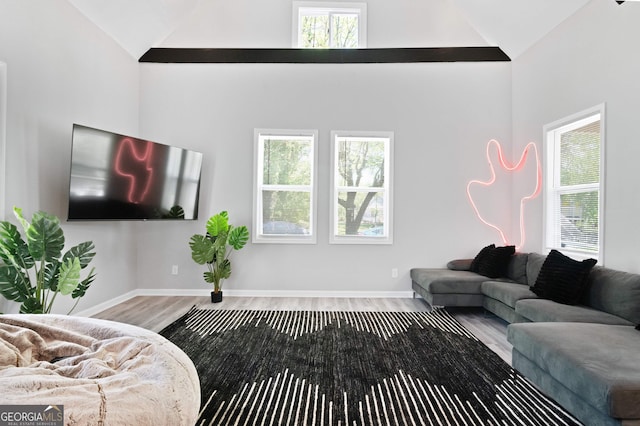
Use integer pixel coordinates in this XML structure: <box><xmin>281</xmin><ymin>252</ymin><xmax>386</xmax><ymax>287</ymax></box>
<box><xmin>139</xmin><ymin>47</ymin><xmax>510</xmax><ymax>64</ymax></box>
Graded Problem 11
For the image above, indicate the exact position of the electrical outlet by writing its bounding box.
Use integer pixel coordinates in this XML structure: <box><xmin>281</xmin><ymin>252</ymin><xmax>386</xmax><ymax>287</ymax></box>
<box><xmin>171</xmin><ymin>265</ymin><xmax>179</xmax><ymax>275</ymax></box>
<box><xmin>391</xmin><ymin>268</ymin><xmax>398</xmax><ymax>278</ymax></box>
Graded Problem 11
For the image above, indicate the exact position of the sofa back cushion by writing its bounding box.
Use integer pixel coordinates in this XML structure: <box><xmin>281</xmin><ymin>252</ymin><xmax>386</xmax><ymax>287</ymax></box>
<box><xmin>584</xmin><ymin>266</ymin><xmax>640</xmax><ymax>324</ymax></box>
<box><xmin>505</xmin><ymin>253</ymin><xmax>529</xmax><ymax>284</ymax></box>
<box><xmin>526</xmin><ymin>253</ymin><xmax>547</xmax><ymax>287</ymax></box>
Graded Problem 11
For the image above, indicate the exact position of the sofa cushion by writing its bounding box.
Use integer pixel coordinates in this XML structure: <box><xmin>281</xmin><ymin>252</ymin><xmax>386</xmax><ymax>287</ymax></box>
<box><xmin>469</xmin><ymin>244</ymin><xmax>495</xmax><ymax>273</ymax></box>
<box><xmin>410</xmin><ymin>269</ymin><xmax>486</xmax><ymax>295</ymax></box>
<box><xmin>481</xmin><ymin>281</ymin><xmax>538</xmax><ymax>308</ymax></box>
<box><xmin>530</xmin><ymin>250</ymin><xmax>597</xmax><ymax>305</ymax></box>
<box><xmin>477</xmin><ymin>245</ymin><xmax>515</xmax><ymax>278</ymax></box>
<box><xmin>515</xmin><ymin>299</ymin><xmax>634</xmax><ymax>326</ymax></box>
<box><xmin>505</xmin><ymin>252</ymin><xmax>529</xmax><ymax>284</ymax></box>
<box><xmin>584</xmin><ymin>266</ymin><xmax>640</xmax><ymax>324</ymax></box>
<box><xmin>508</xmin><ymin>322</ymin><xmax>640</xmax><ymax>418</ymax></box>
<box><xmin>525</xmin><ymin>252</ymin><xmax>547</xmax><ymax>287</ymax></box>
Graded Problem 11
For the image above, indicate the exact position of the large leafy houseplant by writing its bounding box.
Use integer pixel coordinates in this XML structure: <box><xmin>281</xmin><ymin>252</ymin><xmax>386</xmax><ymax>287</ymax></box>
<box><xmin>0</xmin><ymin>207</ymin><xmax>96</xmax><ymax>314</ymax></box>
<box><xmin>189</xmin><ymin>211</ymin><xmax>249</xmax><ymax>301</ymax></box>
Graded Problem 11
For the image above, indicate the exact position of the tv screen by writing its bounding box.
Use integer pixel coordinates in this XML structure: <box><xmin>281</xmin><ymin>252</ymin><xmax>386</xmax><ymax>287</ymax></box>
<box><xmin>68</xmin><ymin>124</ymin><xmax>203</xmax><ymax>221</ymax></box>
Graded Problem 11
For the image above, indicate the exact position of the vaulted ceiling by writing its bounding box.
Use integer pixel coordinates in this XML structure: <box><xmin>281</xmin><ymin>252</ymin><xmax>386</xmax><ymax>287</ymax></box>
<box><xmin>65</xmin><ymin>0</ymin><xmax>592</xmax><ymax>60</ymax></box>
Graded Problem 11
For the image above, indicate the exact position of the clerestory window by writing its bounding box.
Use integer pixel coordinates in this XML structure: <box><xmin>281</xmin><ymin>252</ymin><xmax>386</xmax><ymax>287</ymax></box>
<box><xmin>292</xmin><ymin>2</ymin><xmax>367</xmax><ymax>48</ymax></box>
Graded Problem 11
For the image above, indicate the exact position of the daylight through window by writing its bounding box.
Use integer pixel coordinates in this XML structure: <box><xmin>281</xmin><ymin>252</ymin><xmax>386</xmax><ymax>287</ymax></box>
<box><xmin>293</xmin><ymin>2</ymin><xmax>367</xmax><ymax>48</ymax></box>
<box><xmin>331</xmin><ymin>131</ymin><xmax>393</xmax><ymax>244</ymax></box>
<box><xmin>253</xmin><ymin>130</ymin><xmax>317</xmax><ymax>244</ymax></box>
<box><xmin>544</xmin><ymin>106</ymin><xmax>604</xmax><ymax>259</ymax></box>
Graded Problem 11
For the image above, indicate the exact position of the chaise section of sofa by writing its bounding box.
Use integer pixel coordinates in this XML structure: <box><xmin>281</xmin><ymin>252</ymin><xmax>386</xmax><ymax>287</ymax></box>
<box><xmin>508</xmin><ymin>322</ymin><xmax>640</xmax><ymax>426</ymax></box>
<box><xmin>410</xmin><ymin>267</ymin><xmax>487</xmax><ymax>307</ymax></box>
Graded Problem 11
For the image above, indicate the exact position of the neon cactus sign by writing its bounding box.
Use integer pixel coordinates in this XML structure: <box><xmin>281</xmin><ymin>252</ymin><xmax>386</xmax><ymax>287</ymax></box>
<box><xmin>466</xmin><ymin>140</ymin><xmax>541</xmax><ymax>249</ymax></box>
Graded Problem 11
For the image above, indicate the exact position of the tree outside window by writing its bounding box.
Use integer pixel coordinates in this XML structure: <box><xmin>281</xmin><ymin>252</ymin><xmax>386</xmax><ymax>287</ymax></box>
<box><xmin>331</xmin><ymin>132</ymin><xmax>393</xmax><ymax>244</ymax></box>
<box><xmin>293</xmin><ymin>2</ymin><xmax>367</xmax><ymax>48</ymax></box>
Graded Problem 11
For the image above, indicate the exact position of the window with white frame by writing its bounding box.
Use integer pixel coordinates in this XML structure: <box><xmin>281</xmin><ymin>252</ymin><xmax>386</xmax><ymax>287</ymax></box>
<box><xmin>253</xmin><ymin>129</ymin><xmax>317</xmax><ymax>244</ymax></box>
<box><xmin>330</xmin><ymin>131</ymin><xmax>393</xmax><ymax>244</ymax></box>
<box><xmin>544</xmin><ymin>105</ymin><xmax>605</xmax><ymax>260</ymax></box>
<box><xmin>292</xmin><ymin>2</ymin><xmax>367</xmax><ymax>48</ymax></box>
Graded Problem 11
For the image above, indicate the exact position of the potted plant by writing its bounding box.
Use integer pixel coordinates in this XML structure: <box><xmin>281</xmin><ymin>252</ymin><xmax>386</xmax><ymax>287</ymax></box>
<box><xmin>0</xmin><ymin>207</ymin><xmax>96</xmax><ymax>314</ymax></box>
<box><xmin>189</xmin><ymin>211</ymin><xmax>249</xmax><ymax>303</ymax></box>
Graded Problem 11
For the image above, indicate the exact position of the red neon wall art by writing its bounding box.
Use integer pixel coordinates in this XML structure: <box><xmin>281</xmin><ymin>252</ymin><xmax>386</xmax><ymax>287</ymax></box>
<box><xmin>466</xmin><ymin>140</ymin><xmax>541</xmax><ymax>250</ymax></box>
<box><xmin>114</xmin><ymin>138</ymin><xmax>154</xmax><ymax>204</ymax></box>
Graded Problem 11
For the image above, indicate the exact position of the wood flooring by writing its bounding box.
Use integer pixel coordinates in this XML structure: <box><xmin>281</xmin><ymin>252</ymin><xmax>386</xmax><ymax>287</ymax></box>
<box><xmin>91</xmin><ymin>296</ymin><xmax>512</xmax><ymax>364</ymax></box>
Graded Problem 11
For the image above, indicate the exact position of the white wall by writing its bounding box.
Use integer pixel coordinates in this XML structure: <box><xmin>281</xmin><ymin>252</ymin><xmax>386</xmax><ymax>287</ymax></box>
<box><xmin>0</xmin><ymin>0</ymin><xmax>516</xmax><ymax>311</ymax></box>
<box><xmin>161</xmin><ymin>0</ymin><xmax>487</xmax><ymax>49</ymax></box>
<box><xmin>137</xmin><ymin>0</ymin><xmax>513</xmax><ymax>295</ymax></box>
<box><xmin>512</xmin><ymin>0</ymin><xmax>640</xmax><ymax>271</ymax></box>
<box><xmin>137</xmin><ymin>62</ymin><xmax>512</xmax><ymax>294</ymax></box>
<box><xmin>0</xmin><ymin>62</ymin><xmax>6</xmax><ymax>222</ymax></box>
<box><xmin>0</xmin><ymin>0</ymin><xmax>140</xmax><ymax>313</ymax></box>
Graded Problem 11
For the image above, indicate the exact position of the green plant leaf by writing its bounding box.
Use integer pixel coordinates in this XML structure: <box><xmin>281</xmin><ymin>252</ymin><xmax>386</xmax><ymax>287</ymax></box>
<box><xmin>42</xmin><ymin>260</ymin><xmax>60</xmax><ymax>291</ymax></box>
<box><xmin>168</xmin><ymin>205</ymin><xmax>185</xmax><ymax>218</ymax></box>
<box><xmin>72</xmin><ymin>268</ymin><xmax>96</xmax><ymax>299</ymax></box>
<box><xmin>217</xmin><ymin>258</ymin><xmax>232</xmax><ymax>280</ymax></box>
<box><xmin>0</xmin><ymin>265</ymin><xmax>32</xmax><ymax>302</ymax></box>
<box><xmin>212</xmin><ymin>233</ymin><xmax>228</xmax><ymax>261</ymax></box>
<box><xmin>63</xmin><ymin>241</ymin><xmax>96</xmax><ymax>269</ymax></box>
<box><xmin>228</xmin><ymin>226</ymin><xmax>249</xmax><ymax>250</ymax></box>
<box><xmin>26</xmin><ymin>211</ymin><xmax>64</xmax><ymax>262</ymax></box>
<box><xmin>0</xmin><ymin>221</ymin><xmax>34</xmax><ymax>269</ymax></box>
<box><xmin>189</xmin><ymin>234</ymin><xmax>215</xmax><ymax>264</ymax></box>
<box><xmin>20</xmin><ymin>297</ymin><xmax>43</xmax><ymax>314</ymax></box>
<box><xmin>57</xmin><ymin>257</ymin><xmax>81</xmax><ymax>296</ymax></box>
<box><xmin>13</xmin><ymin>207</ymin><xmax>30</xmax><ymax>233</ymax></box>
<box><xmin>203</xmin><ymin>271</ymin><xmax>215</xmax><ymax>283</ymax></box>
<box><xmin>206</xmin><ymin>212</ymin><xmax>229</xmax><ymax>237</ymax></box>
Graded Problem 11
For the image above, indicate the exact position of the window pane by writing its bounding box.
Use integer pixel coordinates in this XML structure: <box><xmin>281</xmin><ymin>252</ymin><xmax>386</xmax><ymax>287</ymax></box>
<box><xmin>262</xmin><ymin>138</ymin><xmax>312</xmax><ymax>185</ymax></box>
<box><xmin>337</xmin><ymin>139</ymin><xmax>385</xmax><ymax>187</ymax></box>
<box><xmin>560</xmin><ymin>120</ymin><xmax>600</xmax><ymax>186</ymax></box>
<box><xmin>331</xmin><ymin>14</ymin><xmax>358</xmax><ymax>48</ymax></box>
<box><xmin>301</xmin><ymin>15</ymin><xmax>329</xmax><ymax>48</ymax></box>
<box><xmin>336</xmin><ymin>191</ymin><xmax>385</xmax><ymax>236</ymax></box>
<box><xmin>559</xmin><ymin>191</ymin><xmax>599</xmax><ymax>252</ymax></box>
<box><xmin>262</xmin><ymin>190</ymin><xmax>311</xmax><ymax>235</ymax></box>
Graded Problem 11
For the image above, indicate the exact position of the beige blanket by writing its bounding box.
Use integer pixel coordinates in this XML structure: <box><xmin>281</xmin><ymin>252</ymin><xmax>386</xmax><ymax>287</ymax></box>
<box><xmin>0</xmin><ymin>314</ymin><xmax>200</xmax><ymax>426</ymax></box>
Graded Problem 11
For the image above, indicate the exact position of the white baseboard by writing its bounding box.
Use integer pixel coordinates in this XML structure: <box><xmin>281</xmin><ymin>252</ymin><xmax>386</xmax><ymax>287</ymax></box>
<box><xmin>223</xmin><ymin>290</ymin><xmax>415</xmax><ymax>298</ymax></box>
<box><xmin>74</xmin><ymin>289</ymin><xmax>415</xmax><ymax>317</ymax></box>
<box><xmin>74</xmin><ymin>290</ymin><xmax>141</xmax><ymax>317</ymax></box>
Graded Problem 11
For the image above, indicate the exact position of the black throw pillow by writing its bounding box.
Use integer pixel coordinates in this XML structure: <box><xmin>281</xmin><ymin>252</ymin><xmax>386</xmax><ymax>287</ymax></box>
<box><xmin>531</xmin><ymin>249</ymin><xmax>597</xmax><ymax>305</ymax></box>
<box><xmin>469</xmin><ymin>244</ymin><xmax>495</xmax><ymax>273</ymax></box>
<box><xmin>477</xmin><ymin>245</ymin><xmax>516</xmax><ymax>278</ymax></box>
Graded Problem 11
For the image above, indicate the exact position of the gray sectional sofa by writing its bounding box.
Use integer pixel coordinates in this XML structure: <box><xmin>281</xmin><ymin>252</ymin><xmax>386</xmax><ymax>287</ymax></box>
<box><xmin>411</xmin><ymin>252</ymin><xmax>640</xmax><ymax>426</ymax></box>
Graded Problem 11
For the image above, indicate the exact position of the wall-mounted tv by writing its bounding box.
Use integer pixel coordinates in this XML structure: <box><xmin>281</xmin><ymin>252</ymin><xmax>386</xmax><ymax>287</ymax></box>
<box><xmin>68</xmin><ymin>124</ymin><xmax>203</xmax><ymax>221</ymax></box>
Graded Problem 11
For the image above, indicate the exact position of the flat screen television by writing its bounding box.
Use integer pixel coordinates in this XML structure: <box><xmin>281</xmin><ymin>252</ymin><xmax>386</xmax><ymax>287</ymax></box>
<box><xmin>68</xmin><ymin>124</ymin><xmax>203</xmax><ymax>221</ymax></box>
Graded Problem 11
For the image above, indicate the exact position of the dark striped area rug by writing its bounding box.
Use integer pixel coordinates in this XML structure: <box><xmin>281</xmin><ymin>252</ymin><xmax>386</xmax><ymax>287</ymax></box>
<box><xmin>160</xmin><ymin>308</ymin><xmax>580</xmax><ymax>426</ymax></box>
